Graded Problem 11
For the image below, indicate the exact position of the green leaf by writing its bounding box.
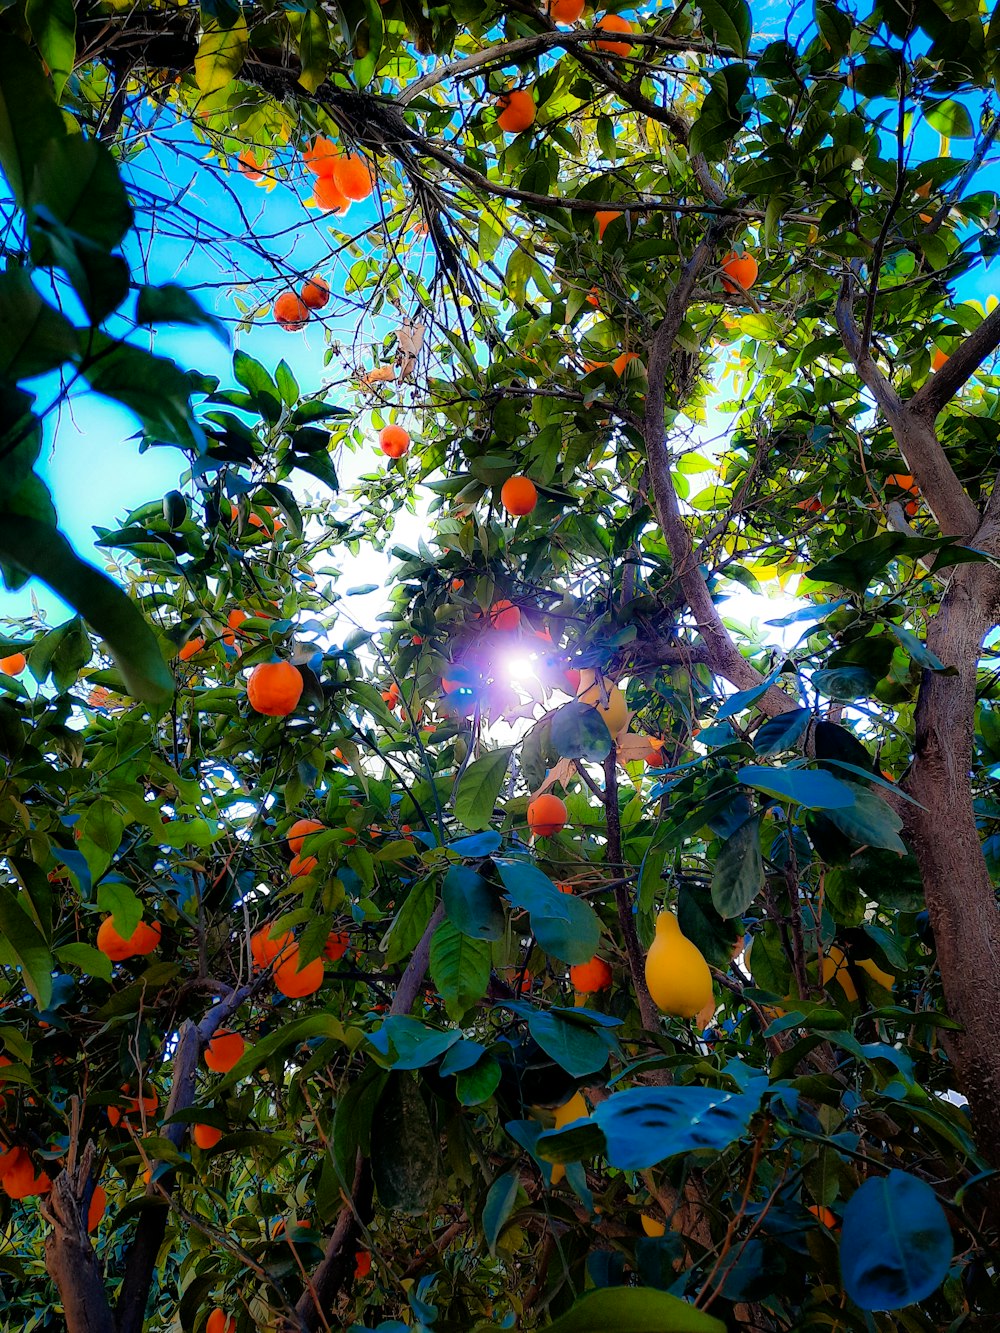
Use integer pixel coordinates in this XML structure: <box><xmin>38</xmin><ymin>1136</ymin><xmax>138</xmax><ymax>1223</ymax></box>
<box><xmin>689</xmin><ymin>65</ymin><xmax>750</xmax><ymax>161</ymax></box>
<box><xmin>527</xmin><ymin>1007</ymin><xmax>618</xmax><ymax>1078</ymax></box>
<box><xmin>711</xmin><ymin>815</ymin><xmax>763</xmax><ymax>918</ymax></box>
<box><xmin>96</xmin><ymin>881</ymin><xmax>140</xmax><ymax>938</ymax></box>
<box><xmin>55</xmin><ymin>942</ymin><xmax>112</xmax><ymax>983</ymax></box>
<box><xmin>699</xmin><ymin>0</ymin><xmax>751</xmax><ymax>55</ymax></box>
<box><xmin>754</xmin><ymin>708</ymin><xmax>811</xmax><ymax>756</ymax></box>
<box><xmin>288</xmin><ymin>7</ymin><xmax>330</xmax><ymax>92</ymax></box>
<box><xmin>0</xmin><ymin>269</ymin><xmax>78</xmax><ymax>379</ymax></box>
<box><xmin>0</xmin><ymin>884</ymin><xmax>53</xmax><ymax>1009</ymax></box>
<box><xmin>0</xmin><ymin>516</ymin><xmax>173</xmax><ymax>703</ymax></box>
<box><xmin>83</xmin><ymin>335</ymin><xmax>203</xmax><ymax>451</ymax></box>
<box><xmin>29</xmin><ymin>134</ymin><xmax>133</xmax><ymax>255</ymax></box>
<box><xmin>25</xmin><ymin>0</ymin><xmax>76</xmax><ymax>101</ymax></box>
<box><xmin>550</xmin><ymin>701</ymin><xmax>612</xmax><ymax>761</ymax></box>
<box><xmin>136</xmin><ymin>284</ymin><xmax>229</xmax><ymax>344</ymax></box>
<box><xmin>453</xmin><ymin>747</ymin><xmax>510</xmax><ymax>831</ymax></box>
<box><xmin>215</xmin><ymin>1014</ymin><xmax>347</xmax><ymax>1089</ymax></box>
<box><xmin>924</xmin><ymin>98</ymin><xmax>974</xmax><ymax>139</ymax></box>
<box><xmin>823</xmin><ymin>781</ymin><xmax>906</xmax><ymax>854</ymax></box>
<box><xmin>429</xmin><ymin>918</ymin><xmax>491</xmax><ymax>1019</ymax></box>
<box><xmin>497</xmin><ymin>860</ymin><xmax>601</xmax><ymax>964</ymax></box>
<box><xmin>888</xmin><ymin>623</ymin><xmax>948</xmax><ymax>671</ymax></box>
<box><xmin>483</xmin><ymin>1172</ymin><xmax>519</xmax><ymax>1256</ymax></box>
<box><xmin>841</xmin><ymin>1170</ymin><xmax>953</xmax><ymax>1310</ymax></box>
<box><xmin>383</xmin><ymin>878</ymin><xmax>435</xmax><ymax>967</ymax></box>
<box><xmin>195</xmin><ymin>9</ymin><xmax>249</xmax><ymax>94</ymax></box>
<box><xmin>811</xmin><ymin>667</ymin><xmax>878</xmax><ymax>701</ymax></box>
<box><xmin>0</xmin><ymin>37</ymin><xmax>65</xmax><ymax>207</ymax></box>
<box><xmin>442</xmin><ymin>864</ymin><xmax>505</xmax><ymax>941</ymax></box>
<box><xmin>737</xmin><ymin>765</ymin><xmax>855</xmax><ymax>810</ymax></box>
<box><xmin>474</xmin><ymin>1288</ymin><xmax>725</xmax><ymax>1333</ymax></box>
<box><xmin>677</xmin><ymin>881</ymin><xmax>740</xmax><ymax>971</ymax></box>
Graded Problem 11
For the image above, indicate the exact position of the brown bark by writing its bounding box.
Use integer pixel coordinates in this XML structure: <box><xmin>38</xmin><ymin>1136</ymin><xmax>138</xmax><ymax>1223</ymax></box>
<box><xmin>41</xmin><ymin>1143</ymin><xmax>115</xmax><ymax>1333</ymax></box>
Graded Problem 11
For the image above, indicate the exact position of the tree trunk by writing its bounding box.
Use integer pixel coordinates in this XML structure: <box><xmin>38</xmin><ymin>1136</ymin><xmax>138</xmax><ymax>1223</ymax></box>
<box><xmin>905</xmin><ymin>561</ymin><xmax>1000</xmax><ymax>1164</ymax></box>
<box><xmin>41</xmin><ymin>1150</ymin><xmax>115</xmax><ymax>1333</ymax></box>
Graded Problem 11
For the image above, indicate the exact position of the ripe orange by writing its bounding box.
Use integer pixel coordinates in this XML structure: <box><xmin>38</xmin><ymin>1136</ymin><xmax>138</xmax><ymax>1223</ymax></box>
<box><xmin>314</xmin><ymin>174</ymin><xmax>351</xmax><ymax>213</ymax></box>
<box><xmin>379</xmin><ymin>425</ymin><xmax>410</xmax><ymax>458</ymax></box>
<box><xmin>324</xmin><ymin>930</ymin><xmax>350</xmax><ymax>961</ymax></box>
<box><xmin>301</xmin><ymin>275</ymin><xmax>330</xmax><ymax>309</ymax></box>
<box><xmin>237</xmin><ymin>150</ymin><xmax>262</xmax><ymax>180</ymax></box>
<box><xmin>289</xmin><ymin>853</ymin><xmax>318</xmax><ymax>877</ymax></box>
<box><xmin>0</xmin><ymin>1147</ymin><xmax>50</xmax><ymax>1199</ymax></box>
<box><xmin>497</xmin><ymin>89</ymin><xmax>536</xmax><ymax>134</ymax></box>
<box><xmin>586</xmin><ymin>287</ymin><xmax>600</xmax><ymax>307</ymax></box>
<box><xmin>451</xmin><ymin>578</ymin><xmax>465</xmax><ymax>592</ymax></box>
<box><xmin>501</xmin><ymin>476</ymin><xmax>538</xmax><ymax>516</ymax></box>
<box><xmin>287</xmin><ymin>818</ymin><xmax>324</xmax><ymax>854</ymax></box>
<box><xmin>274</xmin><ymin>290</ymin><xmax>310</xmax><ymax>330</ymax></box>
<box><xmin>527</xmin><ymin>793</ymin><xmax>568</xmax><ymax>837</ymax></box>
<box><xmin>333</xmin><ymin>154</ymin><xmax>374</xmax><ymax>201</ymax></box>
<box><xmin>204</xmin><ymin>1029</ymin><xmax>245</xmax><ymax>1074</ymax></box>
<box><xmin>177</xmin><ymin>636</ymin><xmax>204</xmax><ymax>662</ymax></box>
<box><xmin>274</xmin><ymin>945</ymin><xmax>325</xmax><ymax>998</ymax></box>
<box><xmin>87</xmin><ymin>1183</ymin><xmax>107</xmax><ymax>1231</ymax></box>
<box><xmin>931</xmin><ymin>348</ymin><xmax>949</xmax><ymax>371</ymax></box>
<box><xmin>570</xmin><ymin>955</ymin><xmax>613</xmax><ymax>993</ymax></box>
<box><xmin>807</xmin><ymin>1203</ymin><xmax>837</xmax><ymax>1229</ymax></box>
<box><xmin>206</xmin><ymin>1311</ymin><xmax>237</xmax><ymax>1333</ymax></box>
<box><xmin>96</xmin><ymin>917</ymin><xmax>162</xmax><ymax>962</ymax></box>
<box><xmin>595</xmin><ymin>210</ymin><xmax>621</xmax><ymax>238</ymax></box>
<box><xmin>488</xmin><ymin>599</ymin><xmax>521</xmax><ymax>631</ymax></box>
<box><xmin>549</xmin><ymin>0</ymin><xmax>585</xmax><ymax>21</ymax></box>
<box><xmin>886</xmin><ymin>473</ymin><xmax>918</xmax><ymax>494</ymax></box>
<box><xmin>222</xmin><ymin>608</ymin><xmax>248</xmax><ymax>646</ymax></box>
<box><xmin>796</xmin><ymin>496</ymin><xmax>824</xmax><ymax>513</ymax></box>
<box><xmin>246</xmin><ymin>661</ymin><xmax>303</xmax><ymax>716</ymax></box>
<box><xmin>303</xmin><ymin>135</ymin><xmax>338</xmax><ymax>176</ymax></box>
<box><xmin>721</xmin><ymin>251</ymin><xmax>759</xmax><ymax>293</ymax></box>
<box><xmin>354</xmin><ymin>1249</ymin><xmax>373</xmax><ymax>1279</ymax></box>
<box><xmin>564</xmin><ymin>666</ymin><xmax>582</xmax><ymax>693</ymax></box>
<box><xmin>193</xmin><ymin>1123</ymin><xmax>223</xmax><ymax>1150</ymax></box>
<box><xmin>613</xmin><ymin>351</ymin><xmax>638</xmax><ymax>376</ymax></box>
<box><xmin>594</xmin><ymin>14</ymin><xmax>634</xmax><ymax>54</ymax></box>
<box><xmin>107</xmin><ymin>1084</ymin><xmax>159</xmax><ymax>1128</ymax></box>
<box><xmin>251</xmin><ymin>925</ymin><xmax>294</xmax><ymax>969</ymax></box>
<box><xmin>0</xmin><ymin>653</ymin><xmax>25</xmax><ymax>676</ymax></box>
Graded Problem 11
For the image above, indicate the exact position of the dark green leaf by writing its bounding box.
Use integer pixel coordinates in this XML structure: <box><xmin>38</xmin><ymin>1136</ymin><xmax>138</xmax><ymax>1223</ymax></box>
<box><xmin>429</xmin><ymin>918</ymin><xmax>491</xmax><ymax>1019</ymax></box>
<box><xmin>0</xmin><ymin>270</ymin><xmax>78</xmax><ymax>379</ymax></box>
<box><xmin>497</xmin><ymin>860</ymin><xmax>600</xmax><ymax>964</ymax></box>
<box><xmin>754</xmin><ymin>708</ymin><xmax>811</xmax><ymax>756</ymax></box>
<box><xmin>453</xmin><ymin>747</ymin><xmax>511</xmax><ymax>831</ymax></box>
<box><xmin>442</xmin><ymin>864</ymin><xmax>505</xmax><ymax>941</ymax></box>
<box><xmin>0</xmin><ymin>37</ymin><xmax>65</xmax><ymax>206</ymax></box>
<box><xmin>527</xmin><ymin>1007</ymin><xmax>618</xmax><ymax>1078</ymax></box>
<box><xmin>483</xmin><ymin>1171</ymin><xmax>519</xmax><ymax>1256</ymax></box>
<box><xmin>711</xmin><ymin>815</ymin><xmax>763</xmax><ymax>918</ymax></box>
<box><xmin>0</xmin><ymin>884</ymin><xmax>53</xmax><ymax>1009</ymax></box>
<box><xmin>474</xmin><ymin>1288</ymin><xmax>725</xmax><ymax>1333</ymax></box>
<box><xmin>29</xmin><ymin>134</ymin><xmax>132</xmax><ymax>254</ymax></box>
<box><xmin>25</xmin><ymin>0</ymin><xmax>76</xmax><ymax>100</ymax></box>
<box><xmin>841</xmin><ymin>1171</ymin><xmax>952</xmax><ymax>1310</ymax></box>
<box><xmin>371</xmin><ymin>1073</ymin><xmax>438</xmax><ymax>1214</ymax></box>
<box><xmin>136</xmin><ymin>284</ymin><xmax>228</xmax><ymax>344</ymax></box>
<box><xmin>592</xmin><ymin>1078</ymin><xmax>765</xmax><ymax>1170</ymax></box>
<box><xmin>737</xmin><ymin>765</ymin><xmax>855</xmax><ymax>810</ymax></box>
<box><xmin>699</xmin><ymin>0</ymin><xmax>751</xmax><ymax>55</ymax></box>
<box><xmin>551</xmin><ymin>701</ymin><xmax>612</xmax><ymax>761</ymax></box>
<box><xmin>823</xmin><ymin>781</ymin><xmax>906</xmax><ymax>854</ymax></box>
<box><xmin>83</xmin><ymin>336</ymin><xmax>203</xmax><ymax>451</ymax></box>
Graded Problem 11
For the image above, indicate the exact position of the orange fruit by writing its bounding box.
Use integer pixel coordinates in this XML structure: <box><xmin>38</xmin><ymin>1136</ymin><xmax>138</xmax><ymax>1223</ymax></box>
<box><xmin>585</xmin><ymin>287</ymin><xmax>600</xmax><ymax>307</ymax></box>
<box><xmin>570</xmin><ymin>956</ymin><xmax>613</xmax><ymax>993</ymax></box>
<box><xmin>379</xmin><ymin>425</ymin><xmax>410</xmax><ymax>458</ymax></box>
<box><xmin>301</xmin><ymin>275</ymin><xmax>330</xmax><ymax>309</ymax></box>
<box><xmin>246</xmin><ymin>661</ymin><xmax>303</xmax><ymax>716</ymax></box>
<box><xmin>556</xmin><ymin>882</ymin><xmax>574</xmax><ymax>894</ymax></box>
<box><xmin>177</xmin><ymin>636</ymin><xmax>204</xmax><ymax>662</ymax></box>
<box><xmin>314</xmin><ymin>174</ymin><xmax>351</xmax><ymax>213</ymax></box>
<box><xmin>206</xmin><ymin>1311</ymin><xmax>237</xmax><ymax>1333</ymax></box>
<box><xmin>0</xmin><ymin>1147</ymin><xmax>50</xmax><ymax>1199</ymax></box>
<box><xmin>497</xmin><ymin>89</ymin><xmax>536</xmax><ymax>134</ymax></box>
<box><xmin>354</xmin><ymin>1249</ymin><xmax>372</xmax><ymax>1279</ymax></box>
<box><xmin>107</xmin><ymin>1084</ymin><xmax>159</xmax><ymax>1128</ymax></box>
<box><xmin>807</xmin><ymin>1203</ymin><xmax>837</xmax><ymax>1229</ymax></box>
<box><xmin>333</xmin><ymin>154</ymin><xmax>374</xmax><ymax>201</ymax></box>
<box><xmin>721</xmin><ymin>251</ymin><xmax>759</xmax><ymax>293</ymax></box>
<box><xmin>931</xmin><ymin>348</ymin><xmax>948</xmax><ymax>371</ymax></box>
<box><xmin>500</xmin><ymin>476</ymin><xmax>538</xmax><ymax>516</ymax></box>
<box><xmin>549</xmin><ymin>0</ymin><xmax>585</xmax><ymax>21</ymax></box>
<box><xmin>595</xmin><ymin>210</ymin><xmax>621</xmax><ymax>238</ymax></box>
<box><xmin>273</xmin><ymin>945</ymin><xmax>325</xmax><ymax>998</ymax></box>
<box><xmin>193</xmin><ymin>1123</ymin><xmax>223</xmax><ymax>1150</ymax></box>
<box><xmin>564</xmin><ymin>666</ymin><xmax>582</xmax><ymax>694</ymax></box>
<box><xmin>287</xmin><ymin>818</ymin><xmax>324</xmax><ymax>854</ymax></box>
<box><xmin>613</xmin><ymin>351</ymin><xmax>638</xmax><ymax>375</ymax></box>
<box><xmin>527</xmin><ymin>793</ymin><xmax>568</xmax><ymax>837</ymax></box>
<box><xmin>0</xmin><ymin>653</ymin><xmax>26</xmax><ymax>676</ymax></box>
<box><xmin>289</xmin><ymin>853</ymin><xmax>318</xmax><ymax>877</ymax></box>
<box><xmin>304</xmin><ymin>136</ymin><xmax>338</xmax><ymax>175</ymax></box>
<box><xmin>796</xmin><ymin>497</ymin><xmax>824</xmax><ymax>513</ymax></box>
<box><xmin>96</xmin><ymin>917</ymin><xmax>162</xmax><ymax>962</ymax></box>
<box><xmin>204</xmin><ymin>1029</ymin><xmax>245</xmax><ymax>1074</ymax></box>
<box><xmin>324</xmin><ymin>931</ymin><xmax>350</xmax><ymax>961</ymax></box>
<box><xmin>251</xmin><ymin>925</ymin><xmax>294</xmax><ymax>969</ymax></box>
<box><xmin>87</xmin><ymin>1183</ymin><xmax>107</xmax><ymax>1231</ymax></box>
<box><xmin>488</xmin><ymin>600</ymin><xmax>521</xmax><ymax>631</ymax></box>
<box><xmin>594</xmin><ymin>14</ymin><xmax>633</xmax><ymax>54</ymax></box>
<box><xmin>237</xmin><ymin>150</ymin><xmax>262</xmax><ymax>180</ymax></box>
<box><xmin>274</xmin><ymin>291</ymin><xmax>310</xmax><ymax>330</ymax></box>
<box><xmin>886</xmin><ymin>473</ymin><xmax>918</xmax><ymax>494</ymax></box>
<box><xmin>451</xmin><ymin>578</ymin><xmax>465</xmax><ymax>592</ymax></box>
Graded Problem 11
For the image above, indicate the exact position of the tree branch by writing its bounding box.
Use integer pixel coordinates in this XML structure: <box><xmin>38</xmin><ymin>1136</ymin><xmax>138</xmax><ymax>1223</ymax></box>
<box><xmin>41</xmin><ymin>1140</ymin><xmax>115</xmax><ymax>1333</ymax></box>
<box><xmin>909</xmin><ymin>300</ymin><xmax>1000</xmax><ymax>420</ymax></box>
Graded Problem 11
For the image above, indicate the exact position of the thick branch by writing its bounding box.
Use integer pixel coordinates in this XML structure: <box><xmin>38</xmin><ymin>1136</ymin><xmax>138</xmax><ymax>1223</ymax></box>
<box><xmin>909</xmin><ymin>300</ymin><xmax>1000</xmax><ymax>420</ymax></box>
<box><xmin>643</xmin><ymin>234</ymin><xmax>796</xmax><ymax>718</ymax></box>
<box><xmin>41</xmin><ymin>1143</ymin><xmax>115</xmax><ymax>1333</ymax></box>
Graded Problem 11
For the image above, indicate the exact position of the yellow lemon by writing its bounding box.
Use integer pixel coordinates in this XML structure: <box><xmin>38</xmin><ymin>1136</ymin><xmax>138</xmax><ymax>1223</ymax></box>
<box><xmin>548</xmin><ymin>1091</ymin><xmax>588</xmax><ymax>1185</ymax></box>
<box><xmin>822</xmin><ymin>946</ymin><xmax>894</xmax><ymax>1001</ymax></box>
<box><xmin>577</xmin><ymin>669</ymin><xmax>628</xmax><ymax>737</ymax></box>
<box><xmin>644</xmin><ymin>912</ymin><xmax>713</xmax><ymax>1018</ymax></box>
<box><xmin>641</xmin><ymin>1213</ymin><xmax>666</xmax><ymax>1237</ymax></box>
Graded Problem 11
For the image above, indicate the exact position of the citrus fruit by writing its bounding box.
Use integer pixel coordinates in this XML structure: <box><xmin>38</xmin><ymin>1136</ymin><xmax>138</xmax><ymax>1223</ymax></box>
<box><xmin>500</xmin><ymin>476</ymin><xmax>537</xmax><ymax>516</ymax></box>
<box><xmin>301</xmin><ymin>275</ymin><xmax>330</xmax><ymax>309</ymax></box>
<box><xmin>303</xmin><ymin>135</ymin><xmax>338</xmax><ymax>175</ymax></box>
<box><xmin>721</xmin><ymin>251</ymin><xmax>758</xmax><ymax>293</ymax></box>
<box><xmin>497</xmin><ymin>89</ymin><xmax>535</xmax><ymax>134</ymax></box>
<box><xmin>274</xmin><ymin>945</ymin><xmax>324</xmax><ymax>998</ymax></box>
<box><xmin>931</xmin><ymin>348</ymin><xmax>949</xmax><ymax>371</ymax></box>
<box><xmin>314</xmin><ymin>174</ymin><xmax>350</xmax><ymax>213</ymax></box>
<box><xmin>274</xmin><ymin>291</ymin><xmax>309</xmax><ymax>330</ymax></box>
<box><xmin>193</xmin><ymin>1123</ymin><xmax>223</xmax><ymax>1150</ymax></box>
<box><xmin>96</xmin><ymin>917</ymin><xmax>162</xmax><ymax>962</ymax></box>
<box><xmin>204</xmin><ymin>1029</ymin><xmax>245</xmax><ymax>1074</ymax></box>
<box><xmin>549</xmin><ymin>0</ymin><xmax>585</xmax><ymax>21</ymax></box>
<box><xmin>641</xmin><ymin>1213</ymin><xmax>666</xmax><ymax>1237</ymax></box>
<box><xmin>644</xmin><ymin>911</ymin><xmax>713</xmax><ymax>1017</ymax></box>
<box><xmin>570</xmin><ymin>956</ymin><xmax>612</xmax><ymax>993</ymax></box>
<box><xmin>379</xmin><ymin>425</ymin><xmax>410</xmax><ymax>458</ymax></box>
<box><xmin>576</xmin><ymin>669</ymin><xmax>628</xmax><ymax>736</ymax></box>
<box><xmin>324</xmin><ymin>931</ymin><xmax>350</xmax><ymax>961</ymax></box>
<box><xmin>251</xmin><ymin>925</ymin><xmax>294</xmax><ymax>969</ymax></box>
<box><xmin>222</xmin><ymin>609</ymin><xmax>248</xmax><ymax>645</ymax></box>
<box><xmin>333</xmin><ymin>154</ymin><xmax>374</xmax><ymax>200</ymax></box>
<box><xmin>206</xmin><ymin>1311</ymin><xmax>237</xmax><ymax>1333</ymax></box>
<box><xmin>177</xmin><ymin>636</ymin><xmax>204</xmax><ymax>662</ymax></box>
<box><xmin>527</xmin><ymin>793</ymin><xmax>568</xmax><ymax>837</ymax></box>
<box><xmin>87</xmin><ymin>1183</ymin><xmax>107</xmax><ymax>1231</ymax></box>
<box><xmin>0</xmin><ymin>653</ymin><xmax>25</xmax><ymax>676</ymax></box>
<box><xmin>287</xmin><ymin>818</ymin><xmax>324</xmax><ymax>854</ymax></box>
<box><xmin>594</xmin><ymin>13</ymin><xmax>633</xmax><ymax>54</ymax></box>
<box><xmin>488</xmin><ymin>599</ymin><xmax>521</xmax><ymax>630</ymax></box>
<box><xmin>246</xmin><ymin>661</ymin><xmax>303</xmax><ymax>716</ymax></box>
<box><xmin>289</xmin><ymin>853</ymin><xmax>318</xmax><ymax>877</ymax></box>
<box><xmin>595</xmin><ymin>210</ymin><xmax>621</xmax><ymax>238</ymax></box>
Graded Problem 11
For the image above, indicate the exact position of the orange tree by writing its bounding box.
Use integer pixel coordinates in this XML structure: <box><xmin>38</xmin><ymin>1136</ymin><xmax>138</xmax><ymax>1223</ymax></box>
<box><xmin>3</xmin><ymin>0</ymin><xmax>1000</xmax><ymax>1330</ymax></box>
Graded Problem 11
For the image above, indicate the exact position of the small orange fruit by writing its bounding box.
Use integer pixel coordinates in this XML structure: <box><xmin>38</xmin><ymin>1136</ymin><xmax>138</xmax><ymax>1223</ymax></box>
<box><xmin>177</xmin><ymin>636</ymin><xmax>204</xmax><ymax>662</ymax></box>
<box><xmin>570</xmin><ymin>955</ymin><xmax>612</xmax><ymax>993</ymax></box>
<box><xmin>251</xmin><ymin>925</ymin><xmax>294</xmax><ymax>969</ymax></box>
<box><xmin>500</xmin><ymin>476</ymin><xmax>538</xmax><ymax>516</ymax></box>
<box><xmin>333</xmin><ymin>154</ymin><xmax>374</xmax><ymax>201</ymax></box>
<box><xmin>246</xmin><ymin>661</ymin><xmax>303</xmax><ymax>716</ymax></box>
<box><xmin>595</xmin><ymin>210</ymin><xmax>621</xmax><ymax>238</ymax></box>
<box><xmin>301</xmin><ymin>275</ymin><xmax>330</xmax><ymax>309</ymax></box>
<box><xmin>287</xmin><ymin>818</ymin><xmax>324</xmax><ymax>854</ymax></box>
<box><xmin>193</xmin><ymin>1123</ymin><xmax>223</xmax><ymax>1150</ymax></box>
<box><xmin>204</xmin><ymin>1029</ymin><xmax>245</xmax><ymax>1074</ymax></box>
<box><xmin>931</xmin><ymin>348</ymin><xmax>948</xmax><ymax>371</ymax></box>
<box><xmin>274</xmin><ymin>291</ymin><xmax>310</xmax><ymax>330</ymax></box>
<box><xmin>0</xmin><ymin>653</ymin><xmax>26</xmax><ymax>676</ymax></box>
<box><xmin>237</xmin><ymin>150</ymin><xmax>262</xmax><ymax>180</ymax></box>
<box><xmin>527</xmin><ymin>793</ymin><xmax>568</xmax><ymax>838</ymax></box>
<box><xmin>613</xmin><ymin>351</ymin><xmax>639</xmax><ymax>376</ymax></box>
<box><xmin>274</xmin><ymin>945</ymin><xmax>325</xmax><ymax>998</ymax></box>
<box><xmin>324</xmin><ymin>931</ymin><xmax>350</xmax><ymax>961</ymax></box>
<box><xmin>304</xmin><ymin>135</ymin><xmax>338</xmax><ymax>176</ymax></box>
<box><xmin>289</xmin><ymin>853</ymin><xmax>318</xmax><ymax>877</ymax></box>
<box><xmin>87</xmin><ymin>1183</ymin><xmax>107</xmax><ymax>1231</ymax></box>
<box><xmin>354</xmin><ymin>1249</ymin><xmax>372</xmax><ymax>1279</ymax></box>
<box><xmin>594</xmin><ymin>13</ymin><xmax>634</xmax><ymax>54</ymax></box>
<box><xmin>379</xmin><ymin>425</ymin><xmax>410</xmax><ymax>458</ymax></box>
<box><xmin>549</xmin><ymin>0</ymin><xmax>585</xmax><ymax>21</ymax></box>
<box><xmin>488</xmin><ymin>599</ymin><xmax>521</xmax><ymax>630</ymax></box>
<box><xmin>721</xmin><ymin>251</ymin><xmax>759</xmax><ymax>293</ymax></box>
<box><xmin>206</xmin><ymin>1311</ymin><xmax>237</xmax><ymax>1333</ymax></box>
<box><xmin>497</xmin><ymin>89</ymin><xmax>536</xmax><ymax>134</ymax></box>
<box><xmin>96</xmin><ymin>917</ymin><xmax>162</xmax><ymax>962</ymax></box>
<box><xmin>222</xmin><ymin>608</ymin><xmax>248</xmax><ymax>646</ymax></box>
<box><xmin>886</xmin><ymin>473</ymin><xmax>918</xmax><ymax>494</ymax></box>
<box><xmin>807</xmin><ymin>1203</ymin><xmax>837</xmax><ymax>1229</ymax></box>
<box><xmin>314</xmin><ymin>174</ymin><xmax>351</xmax><ymax>213</ymax></box>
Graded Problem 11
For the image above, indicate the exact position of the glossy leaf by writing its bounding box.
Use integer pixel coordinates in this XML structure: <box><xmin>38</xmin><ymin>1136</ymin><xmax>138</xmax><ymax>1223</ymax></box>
<box><xmin>453</xmin><ymin>747</ymin><xmax>511</xmax><ymax>831</ymax></box>
<box><xmin>840</xmin><ymin>1170</ymin><xmax>953</xmax><ymax>1310</ymax></box>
